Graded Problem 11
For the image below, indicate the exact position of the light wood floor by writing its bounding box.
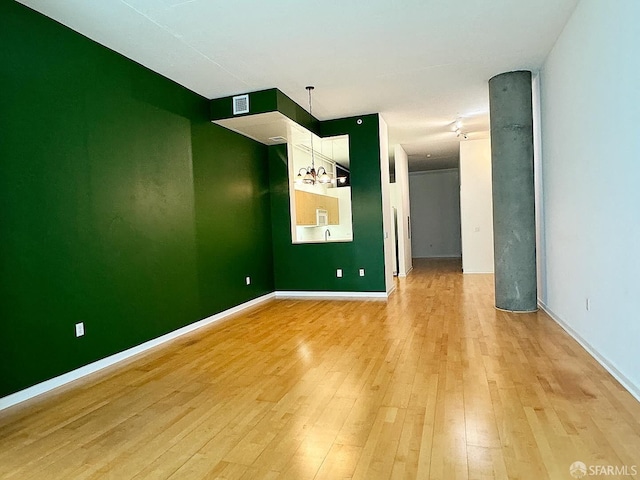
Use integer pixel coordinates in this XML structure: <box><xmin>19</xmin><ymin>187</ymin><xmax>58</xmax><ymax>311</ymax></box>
<box><xmin>1</xmin><ymin>259</ymin><xmax>639</xmax><ymax>479</ymax></box>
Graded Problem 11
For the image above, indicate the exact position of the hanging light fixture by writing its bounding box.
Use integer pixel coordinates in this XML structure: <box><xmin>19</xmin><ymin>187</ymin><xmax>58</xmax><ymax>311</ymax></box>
<box><xmin>295</xmin><ymin>86</ymin><xmax>333</xmax><ymax>185</ymax></box>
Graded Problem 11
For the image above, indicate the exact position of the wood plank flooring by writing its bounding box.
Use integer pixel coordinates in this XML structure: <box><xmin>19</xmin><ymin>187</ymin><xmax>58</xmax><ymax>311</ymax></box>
<box><xmin>1</xmin><ymin>258</ymin><xmax>639</xmax><ymax>479</ymax></box>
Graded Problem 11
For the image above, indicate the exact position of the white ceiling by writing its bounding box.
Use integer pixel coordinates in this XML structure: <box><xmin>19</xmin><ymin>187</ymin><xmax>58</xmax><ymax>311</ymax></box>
<box><xmin>18</xmin><ymin>0</ymin><xmax>578</xmax><ymax>171</ymax></box>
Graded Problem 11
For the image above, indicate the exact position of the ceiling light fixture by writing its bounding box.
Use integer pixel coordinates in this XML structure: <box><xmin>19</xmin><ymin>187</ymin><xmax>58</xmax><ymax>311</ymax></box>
<box><xmin>295</xmin><ymin>86</ymin><xmax>332</xmax><ymax>185</ymax></box>
<box><xmin>451</xmin><ymin>118</ymin><xmax>469</xmax><ymax>140</ymax></box>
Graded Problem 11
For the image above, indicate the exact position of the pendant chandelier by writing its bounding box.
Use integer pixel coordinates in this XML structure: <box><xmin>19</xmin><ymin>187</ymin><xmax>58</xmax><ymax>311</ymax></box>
<box><xmin>296</xmin><ymin>86</ymin><xmax>332</xmax><ymax>185</ymax></box>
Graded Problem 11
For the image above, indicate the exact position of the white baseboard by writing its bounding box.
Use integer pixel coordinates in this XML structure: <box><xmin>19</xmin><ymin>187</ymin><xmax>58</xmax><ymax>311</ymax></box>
<box><xmin>398</xmin><ymin>266</ymin><xmax>413</xmax><ymax>278</ymax></box>
<box><xmin>275</xmin><ymin>290</ymin><xmax>388</xmax><ymax>299</ymax></box>
<box><xmin>0</xmin><ymin>293</ymin><xmax>275</xmax><ymax>412</ymax></box>
<box><xmin>538</xmin><ymin>300</ymin><xmax>640</xmax><ymax>403</ymax></box>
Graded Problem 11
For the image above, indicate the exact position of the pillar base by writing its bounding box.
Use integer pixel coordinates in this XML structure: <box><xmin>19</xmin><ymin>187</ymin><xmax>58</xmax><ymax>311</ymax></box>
<box><xmin>495</xmin><ymin>305</ymin><xmax>538</xmax><ymax>314</ymax></box>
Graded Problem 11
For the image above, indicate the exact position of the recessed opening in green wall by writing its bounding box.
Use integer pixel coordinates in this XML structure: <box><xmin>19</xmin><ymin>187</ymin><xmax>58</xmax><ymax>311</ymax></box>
<box><xmin>213</xmin><ymin>110</ymin><xmax>354</xmax><ymax>245</ymax></box>
<box><xmin>289</xmin><ymin>131</ymin><xmax>353</xmax><ymax>244</ymax></box>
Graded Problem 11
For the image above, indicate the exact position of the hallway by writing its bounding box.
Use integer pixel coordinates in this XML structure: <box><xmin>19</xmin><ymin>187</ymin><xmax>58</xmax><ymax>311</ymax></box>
<box><xmin>1</xmin><ymin>259</ymin><xmax>639</xmax><ymax>479</ymax></box>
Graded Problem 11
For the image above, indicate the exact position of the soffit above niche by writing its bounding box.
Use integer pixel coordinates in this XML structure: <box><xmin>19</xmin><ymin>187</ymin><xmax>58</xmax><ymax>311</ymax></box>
<box><xmin>214</xmin><ymin>111</ymin><xmax>303</xmax><ymax>146</ymax></box>
<box><xmin>213</xmin><ymin>111</ymin><xmax>350</xmax><ymax>168</ymax></box>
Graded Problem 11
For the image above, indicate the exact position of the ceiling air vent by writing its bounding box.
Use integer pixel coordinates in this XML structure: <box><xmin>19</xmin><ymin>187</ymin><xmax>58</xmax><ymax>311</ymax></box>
<box><xmin>232</xmin><ymin>94</ymin><xmax>249</xmax><ymax>115</ymax></box>
<box><xmin>268</xmin><ymin>136</ymin><xmax>287</xmax><ymax>144</ymax></box>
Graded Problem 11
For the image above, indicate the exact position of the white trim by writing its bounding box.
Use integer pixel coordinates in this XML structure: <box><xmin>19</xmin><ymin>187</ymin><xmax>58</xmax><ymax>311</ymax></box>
<box><xmin>409</xmin><ymin>167</ymin><xmax>459</xmax><ymax>176</ymax></box>
<box><xmin>0</xmin><ymin>293</ymin><xmax>275</xmax><ymax>412</ymax></box>
<box><xmin>275</xmin><ymin>290</ymin><xmax>388</xmax><ymax>299</ymax></box>
<box><xmin>538</xmin><ymin>300</ymin><xmax>640</xmax><ymax>403</ymax></box>
<box><xmin>398</xmin><ymin>266</ymin><xmax>414</xmax><ymax>278</ymax></box>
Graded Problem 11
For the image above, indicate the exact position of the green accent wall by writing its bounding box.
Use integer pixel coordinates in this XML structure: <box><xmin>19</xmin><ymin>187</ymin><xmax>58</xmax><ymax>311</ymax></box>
<box><xmin>269</xmin><ymin>114</ymin><xmax>386</xmax><ymax>292</ymax></box>
<box><xmin>192</xmin><ymin>122</ymin><xmax>273</xmax><ymax>316</ymax></box>
<box><xmin>211</xmin><ymin>89</ymin><xmax>387</xmax><ymax>292</ymax></box>
<box><xmin>0</xmin><ymin>2</ymin><xmax>273</xmax><ymax>398</ymax></box>
<box><xmin>211</xmin><ymin>88</ymin><xmax>386</xmax><ymax>292</ymax></box>
<box><xmin>275</xmin><ymin>90</ymin><xmax>319</xmax><ymax>134</ymax></box>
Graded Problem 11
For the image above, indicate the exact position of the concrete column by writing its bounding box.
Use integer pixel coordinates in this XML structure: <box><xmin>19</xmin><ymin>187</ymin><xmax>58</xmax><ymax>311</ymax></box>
<box><xmin>489</xmin><ymin>70</ymin><xmax>537</xmax><ymax>312</ymax></box>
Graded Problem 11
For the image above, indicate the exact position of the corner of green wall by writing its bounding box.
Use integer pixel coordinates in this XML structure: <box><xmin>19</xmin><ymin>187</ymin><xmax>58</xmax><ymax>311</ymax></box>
<box><xmin>270</xmin><ymin>113</ymin><xmax>386</xmax><ymax>292</ymax></box>
<box><xmin>0</xmin><ymin>1</ymin><xmax>275</xmax><ymax>398</ymax></box>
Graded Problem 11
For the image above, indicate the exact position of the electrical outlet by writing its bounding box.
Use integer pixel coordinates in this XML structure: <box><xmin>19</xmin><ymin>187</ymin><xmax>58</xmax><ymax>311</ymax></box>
<box><xmin>336</xmin><ymin>269</ymin><xmax>343</xmax><ymax>278</ymax></box>
<box><xmin>75</xmin><ymin>322</ymin><xmax>85</xmax><ymax>337</ymax></box>
<box><xmin>246</xmin><ymin>276</ymin><xmax>251</xmax><ymax>285</ymax></box>
<box><xmin>359</xmin><ymin>268</ymin><xmax>365</xmax><ymax>277</ymax></box>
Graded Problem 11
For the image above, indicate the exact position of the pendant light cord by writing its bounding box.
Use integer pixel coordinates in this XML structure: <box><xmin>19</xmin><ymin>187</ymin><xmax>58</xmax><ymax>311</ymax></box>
<box><xmin>306</xmin><ymin>86</ymin><xmax>315</xmax><ymax>172</ymax></box>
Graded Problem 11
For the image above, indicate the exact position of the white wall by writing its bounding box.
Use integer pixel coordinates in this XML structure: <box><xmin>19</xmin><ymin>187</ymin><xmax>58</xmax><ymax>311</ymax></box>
<box><xmin>390</xmin><ymin>184</ymin><xmax>399</xmax><ymax>275</ymax></box>
<box><xmin>459</xmin><ymin>139</ymin><xmax>494</xmax><ymax>273</ymax></box>
<box><xmin>532</xmin><ymin>72</ymin><xmax>546</xmax><ymax>303</ymax></box>
<box><xmin>409</xmin><ymin>169</ymin><xmax>461</xmax><ymax>258</ymax></box>
<box><xmin>326</xmin><ymin>187</ymin><xmax>354</xmax><ymax>241</ymax></box>
<box><xmin>378</xmin><ymin>115</ymin><xmax>395</xmax><ymax>293</ymax></box>
<box><xmin>393</xmin><ymin>145</ymin><xmax>413</xmax><ymax>276</ymax></box>
<box><xmin>539</xmin><ymin>0</ymin><xmax>640</xmax><ymax>398</ymax></box>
